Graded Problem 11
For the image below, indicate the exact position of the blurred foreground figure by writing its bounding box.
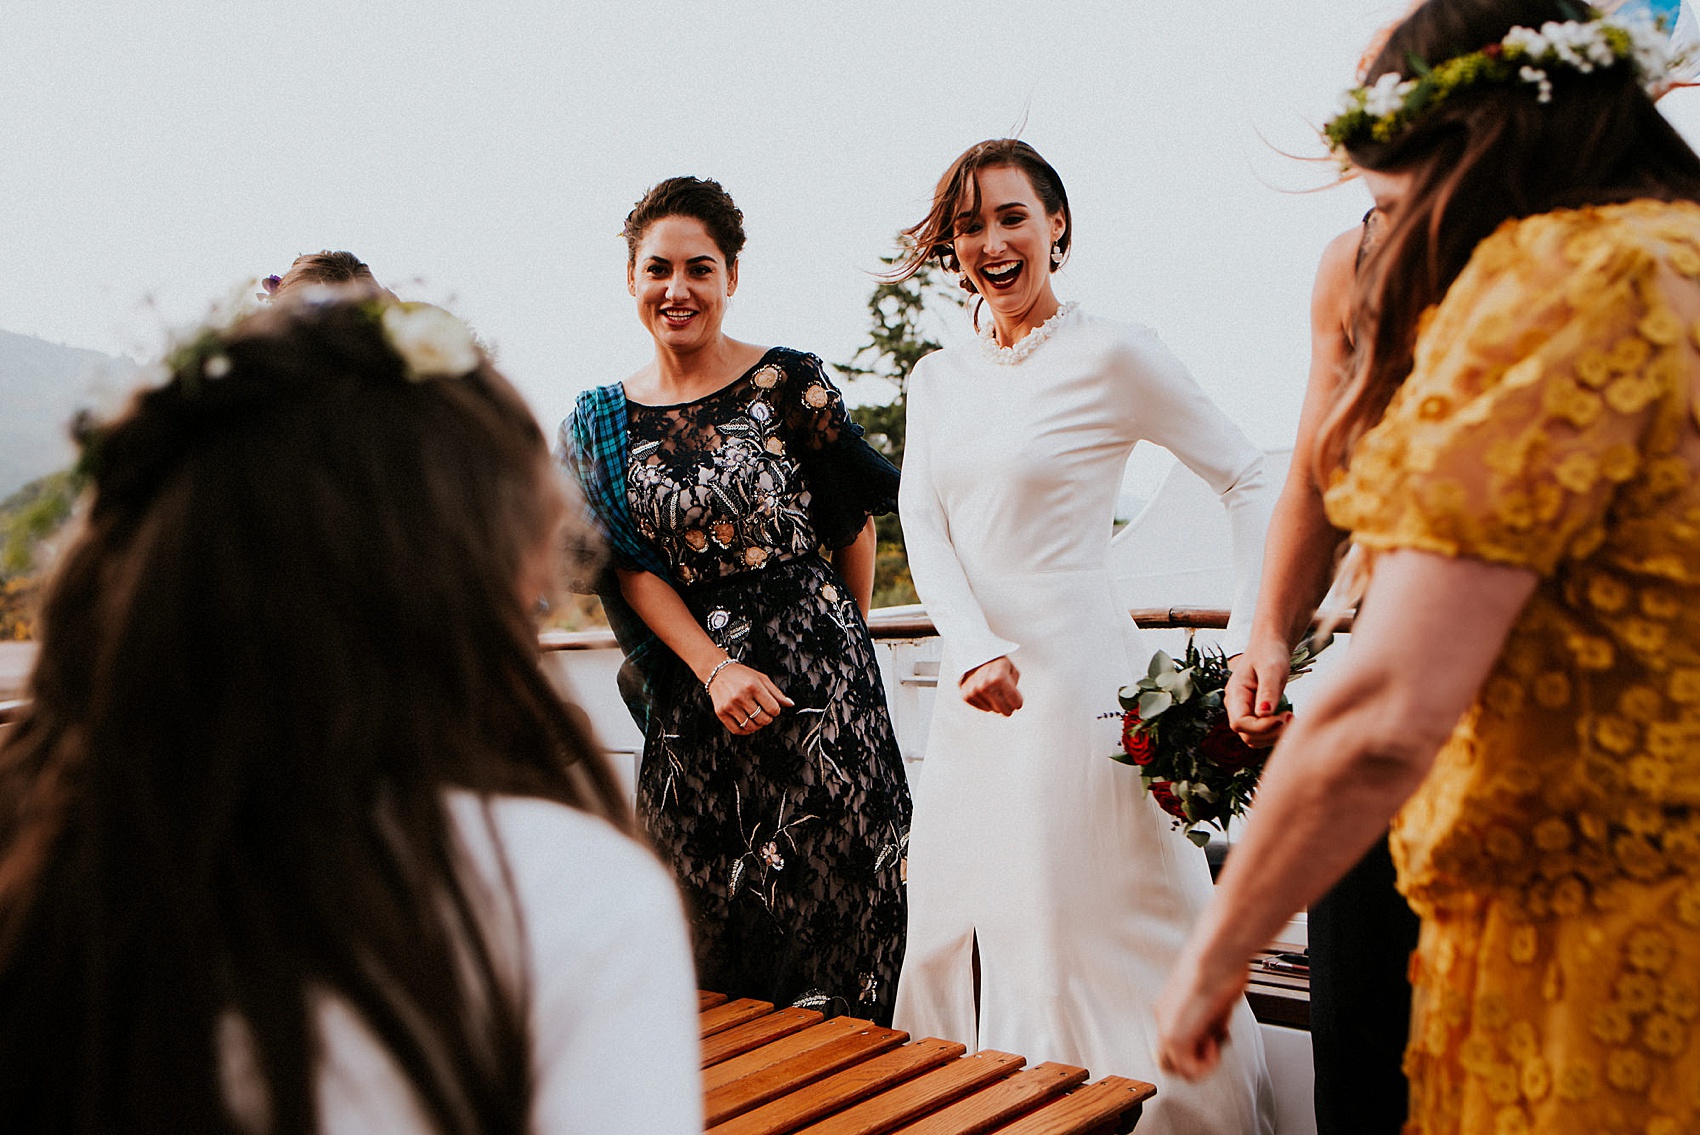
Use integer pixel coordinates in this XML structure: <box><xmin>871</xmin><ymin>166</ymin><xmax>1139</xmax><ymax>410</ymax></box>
<box><xmin>0</xmin><ymin>293</ymin><xmax>701</xmax><ymax>1134</ymax></box>
<box><xmin>1157</xmin><ymin>4</ymin><xmax>1700</xmax><ymax>1134</ymax></box>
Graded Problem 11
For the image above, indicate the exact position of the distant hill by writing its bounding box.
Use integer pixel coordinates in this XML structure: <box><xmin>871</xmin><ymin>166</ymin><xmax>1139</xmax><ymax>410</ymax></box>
<box><xmin>0</xmin><ymin>328</ymin><xmax>139</xmax><ymax>498</ymax></box>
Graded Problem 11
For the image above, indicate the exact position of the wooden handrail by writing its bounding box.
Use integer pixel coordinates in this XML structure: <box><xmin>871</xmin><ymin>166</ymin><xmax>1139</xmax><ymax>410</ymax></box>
<box><xmin>0</xmin><ymin>607</ymin><xmax>1354</xmax><ymax>721</ymax></box>
<box><xmin>539</xmin><ymin>606</ymin><xmax>1354</xmax><ymax>651</ymax></box>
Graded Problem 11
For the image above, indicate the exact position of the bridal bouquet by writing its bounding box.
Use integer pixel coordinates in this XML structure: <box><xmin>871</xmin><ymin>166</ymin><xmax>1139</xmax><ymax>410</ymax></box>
<box><xmin>1110</xmin><ymin>636</ymin><xmax>1329</xmax><ymax>847</ymax></box>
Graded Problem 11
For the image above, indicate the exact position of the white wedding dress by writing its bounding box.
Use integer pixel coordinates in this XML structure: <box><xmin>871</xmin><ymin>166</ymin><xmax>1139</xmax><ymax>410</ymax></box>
<box><xmin>894</xmin><ymin>304</ymin><xmax>1278</xmax><ymax>1135</ymax></box>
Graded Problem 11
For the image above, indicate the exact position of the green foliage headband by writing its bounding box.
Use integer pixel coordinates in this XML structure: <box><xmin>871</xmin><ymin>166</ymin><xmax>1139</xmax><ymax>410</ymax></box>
<box><xmin>1323</xmin><ymin>8</ymin><xmax>1683</xmax><ymax>156</ymax></box>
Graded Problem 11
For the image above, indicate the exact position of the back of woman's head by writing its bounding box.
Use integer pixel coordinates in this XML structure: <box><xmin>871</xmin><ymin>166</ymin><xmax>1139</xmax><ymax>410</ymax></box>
<box><xmin>1317</xmin><ymin>0</ymin><xmax>1700</xmax><ymax>474</ymax></box>
<box><xmin>271</xmin><ymin>250</ymin><xmax>382</xmax><ymax>298</ymax></box>
<box><xmin>0</xmin><ymin>294</ymin><xmax>625</xmax><ymax>1134</ymax></box>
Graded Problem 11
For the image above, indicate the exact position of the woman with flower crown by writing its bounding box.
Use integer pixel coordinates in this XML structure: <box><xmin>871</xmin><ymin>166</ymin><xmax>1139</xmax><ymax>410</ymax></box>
<box><xmin>888</xmin><ymin>138</ymin><xmax>1277</xmax><ymax>1134</ymax></box>
<box><xmin>561</xmin><ymin>176</ymin><xmax>911</xmax><ymax>1024</ymax></box>
<box><xmin>0</xmin><ymin>293</ymin><xmax>702</xmax><ymax>1133</ymax></box>
<box><xmin>1156</xmin><ymin>3</ymin><xmax>1700</xmax><ymax>1132</ymax></box>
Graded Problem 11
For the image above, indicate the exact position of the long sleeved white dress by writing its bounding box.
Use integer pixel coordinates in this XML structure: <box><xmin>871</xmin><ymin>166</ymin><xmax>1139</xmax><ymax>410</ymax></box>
<box><xmin>894</xmin><ymin>304</ymin><xmax>1277</xmax><ymax>1135</ymax></box>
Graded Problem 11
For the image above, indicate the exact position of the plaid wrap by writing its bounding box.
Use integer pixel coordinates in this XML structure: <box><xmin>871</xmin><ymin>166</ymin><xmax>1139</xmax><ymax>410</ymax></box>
<box><xmin>559</xmin><ymin>383</ymin><xmax>672</xmax><ymax>727</ymax></box>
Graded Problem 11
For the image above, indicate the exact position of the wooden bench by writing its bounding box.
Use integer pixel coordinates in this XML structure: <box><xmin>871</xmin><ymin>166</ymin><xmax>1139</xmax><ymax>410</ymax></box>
<box><xmin>697</xmin><ymin>992</ymin><xmax>1156</xmax><ymax>1134</ymax></box>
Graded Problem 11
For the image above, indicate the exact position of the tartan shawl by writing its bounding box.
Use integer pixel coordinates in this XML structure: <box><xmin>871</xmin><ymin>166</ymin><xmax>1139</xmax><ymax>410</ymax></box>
<box><xmin>560</xmin><ymin>383</ymin><xmax>672</xmax><ymax>728</ymax></box>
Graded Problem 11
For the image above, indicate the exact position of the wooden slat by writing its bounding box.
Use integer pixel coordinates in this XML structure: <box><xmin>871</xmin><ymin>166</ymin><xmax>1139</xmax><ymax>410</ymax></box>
<box><xmin>704</xmin><ymin>1007</ymin><xmax>827</xmax><ymax>1068</ymax></box>
<box><xmin>710</xmin><ymin>1037</ymin><xmax>967</xmax><ymax>1135</ymax></box>
<box><xmin>984</xmin><ymin>1077</ymin><xmax>1156</xmax><ymax>1135</ymax></box>
<box><xmin>797</xmin><ymin>1049</ymin><xmax>1026</xmax><ymax>1135</ymax></box>
<box><xmin>702</xmin><ymin>998</ymin><xmax>776</xmax><ymax>1038</ymax></box>
<box><xmin>701</xmin><ymin>990</ymin><xmax>731</xmax><ymax>1010</ymax></box>
<box><xmin>706</xmin><ymin>1018</ymin><xmax>876</xmax><ymax>1093</ymax></box>
<box><xmin>891</xmin><ymin>1062</ymin><xmax>1089</xmax><ymax>1135</ymax></box>
<box><xmin>705</xmin><ymin>1022</ymin><xmax>909</xmax><ymax>1126</ymax></box>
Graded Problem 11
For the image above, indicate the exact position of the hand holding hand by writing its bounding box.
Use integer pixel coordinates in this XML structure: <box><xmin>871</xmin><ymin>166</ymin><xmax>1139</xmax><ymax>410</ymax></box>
<box><xmin>961</xmin><ymin>656</ymin><xmax>1023</xmax><ymax>716</ymax></box>
<box><xmin>1153</xmin><ymin>955</ymin><xmax>1247</xmax><ymax>1082</ymax></box>
<box><xmin>1225</xmin><ymin>644</ymin><xmax>1293</xmax><ymax>748</ymax></box>
<box><xmin>705</xmin><ymin>661</ymin><xmax>794</xmax><ymax>735</ymax></box>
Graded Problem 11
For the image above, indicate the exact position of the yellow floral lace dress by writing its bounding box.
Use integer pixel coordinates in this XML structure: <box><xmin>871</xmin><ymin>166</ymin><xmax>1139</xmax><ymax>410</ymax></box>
<box><xmin>1326</xmin><ymin>200</ymin><xmax>1700</xmax><ymax>1135</ymax></box>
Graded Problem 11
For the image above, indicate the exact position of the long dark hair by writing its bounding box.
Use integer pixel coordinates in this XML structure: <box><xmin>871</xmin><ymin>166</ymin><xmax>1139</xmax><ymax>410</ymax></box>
<box><xmin>1317</xmin><ymin>0</ymin><xmax>1700</xmax><ymax>476</ymax></box>
<box><xmin>0</xmin><ymin>295</ymin><xmax>628</xmax><ymax>1134</ymax></box>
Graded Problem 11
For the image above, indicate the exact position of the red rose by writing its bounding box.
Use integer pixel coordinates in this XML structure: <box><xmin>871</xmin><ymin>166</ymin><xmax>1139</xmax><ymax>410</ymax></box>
<box><xmin>1120</xmin><ymin>710</ymin><xmax>1154</xmax><ymax>765</ymax></box>
<box><xmin>1199</xmin><ymin>716</ymin><xmax>1263</xmax><ymax>775</ymax></box>
<box><xmin>1148</xmin><ymin>780</ymin><xmax>1188</xmax><ymax>820</ymax></box>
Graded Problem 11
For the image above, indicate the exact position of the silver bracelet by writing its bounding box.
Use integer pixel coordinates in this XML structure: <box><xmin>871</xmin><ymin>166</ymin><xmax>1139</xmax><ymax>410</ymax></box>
<box><xmin>703</xmin><ymin>658</ymin><xmax>736</xmax><ymax>692</ymax></box>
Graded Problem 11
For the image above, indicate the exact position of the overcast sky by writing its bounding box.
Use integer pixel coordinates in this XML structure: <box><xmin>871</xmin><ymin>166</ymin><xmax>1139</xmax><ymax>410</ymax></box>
<box><xmin>7</xmin><ymin>1</ymin><xmax>1700</xmax><ymax>490</ymax></box>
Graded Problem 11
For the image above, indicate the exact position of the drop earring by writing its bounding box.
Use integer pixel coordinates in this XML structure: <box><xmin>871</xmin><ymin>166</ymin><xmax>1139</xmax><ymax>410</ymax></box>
<box><xmin>1050</xmin><ymin>243</ymin><xmax>1064</xmax><ymax>269</ymax></box>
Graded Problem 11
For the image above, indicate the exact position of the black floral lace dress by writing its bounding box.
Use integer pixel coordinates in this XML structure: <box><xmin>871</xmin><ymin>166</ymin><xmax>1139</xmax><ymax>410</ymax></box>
<box><xmin>625</xmin><ymin>347</ymin><xmax>910</xmax><ymax>1024</ymax></box>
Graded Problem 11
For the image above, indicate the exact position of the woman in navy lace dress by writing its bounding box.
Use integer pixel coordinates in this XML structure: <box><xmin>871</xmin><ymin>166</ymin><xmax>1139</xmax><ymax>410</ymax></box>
<box><xmin>563</xmin><ymin>176</ymin><xmax>910</xmax><ymax>1023</ymax></box>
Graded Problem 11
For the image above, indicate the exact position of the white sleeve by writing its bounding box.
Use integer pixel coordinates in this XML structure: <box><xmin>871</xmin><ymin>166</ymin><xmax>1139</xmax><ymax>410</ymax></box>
<box><xmin>899</xmin><ymin>360</ymin><xmax>1020</xmax><ymax>682</ymax></box>
<box><xmin>482</xmin><ymin>800</ymin><xmax>703</xmax><ymax>1135</ymax></box>
<box><xmin>1114</xmin><ymin>332</ymin><xmax>1275</xmax><ymax>657</ymax></box>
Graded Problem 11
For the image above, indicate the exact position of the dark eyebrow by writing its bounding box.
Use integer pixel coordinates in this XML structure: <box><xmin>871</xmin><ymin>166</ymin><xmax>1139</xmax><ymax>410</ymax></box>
<box><xmin>953</xmin><ymin>200</ymin><xmax>1028</xmax><ymax>224</ymax></box>
<box><xmin>642</xmin><ymin>254</ymin><xmax>719</xmax><ymax>267</ymax></box>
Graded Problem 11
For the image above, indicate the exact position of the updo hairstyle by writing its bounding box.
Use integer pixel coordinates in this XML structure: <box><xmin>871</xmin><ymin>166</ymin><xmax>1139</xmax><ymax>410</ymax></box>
<box><xmin>622</xmin><ymin>176</ymin><xmax>747</xmax><ymax>268</ymax></box>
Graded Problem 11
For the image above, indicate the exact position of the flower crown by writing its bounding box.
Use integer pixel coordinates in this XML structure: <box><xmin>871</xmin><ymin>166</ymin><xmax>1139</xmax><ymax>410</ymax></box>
<box><xmin>176</xmin><ymin>295</ymin><xmax>481</xmax><ymax>394</ymax></box>
<box><xmin>1323</xmin><ymin>9</ymin><xmax>1683</xmax><ymax>155</ymax></box>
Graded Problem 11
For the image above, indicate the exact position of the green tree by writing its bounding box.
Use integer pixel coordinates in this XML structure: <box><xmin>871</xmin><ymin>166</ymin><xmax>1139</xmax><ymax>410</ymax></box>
<box><xmin>841</xmin><ymin>250</ymin><xmax>962</xmax><ymax>609</ymax></box>
<box><xmin>0</xmin><ymin>467</ymin><xmax>84</xmax><ymax>639</ymax></box>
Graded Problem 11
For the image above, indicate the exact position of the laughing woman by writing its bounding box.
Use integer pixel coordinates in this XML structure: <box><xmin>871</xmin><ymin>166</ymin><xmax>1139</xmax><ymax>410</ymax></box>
<box><xmin>890</xmin><ymin>139</ymin><xmax>1277</xmax><ymax>1134</ymax></box>
<box><xmin>562</xmin><ymin>177</ymin><xmax>911</xmax><ymax>1023</ymax></box>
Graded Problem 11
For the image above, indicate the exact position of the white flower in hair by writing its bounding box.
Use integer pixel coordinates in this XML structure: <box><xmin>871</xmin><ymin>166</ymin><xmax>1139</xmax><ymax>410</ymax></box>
<box><xmin>380</xmin><ymin>303</ymin><xmax>480</xmax><ymax>381</ymax></box>
<box><xmin>1362</xmin><ymin>71</ymin><xmax>1415</xmax><ymax>117</ymax></box>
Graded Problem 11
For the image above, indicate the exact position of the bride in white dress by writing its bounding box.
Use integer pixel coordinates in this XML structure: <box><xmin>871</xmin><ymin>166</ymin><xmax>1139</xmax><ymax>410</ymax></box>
<box><xmin>891</xmin><ymin>139</ymin><xmax>1278</xmax><ymax>1135</ymax></box>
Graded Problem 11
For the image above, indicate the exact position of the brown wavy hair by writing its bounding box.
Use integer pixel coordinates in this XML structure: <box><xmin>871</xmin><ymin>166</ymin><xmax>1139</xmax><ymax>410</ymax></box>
<box><xmin>622</xmin><ymin>175</ymin><xmax>747</xmax><ymax>268</ymax></box>
<box><xmin>1316</xmin><ymin>0</ymin><xmax>1700</xmax><ymax>478</ymax></box>
<box><xmin>888</xmin><ymin>138</ymin><xmax>1073</xmax><ymax>289</ymax></box>
<box><xmin>0</xmin><ymin>296</ymin><xmax>627</xmax><ymax>1134</ymax></box>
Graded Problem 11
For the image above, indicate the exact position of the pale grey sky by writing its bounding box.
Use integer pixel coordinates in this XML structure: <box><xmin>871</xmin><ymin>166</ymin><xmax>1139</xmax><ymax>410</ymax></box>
<box><xmin>7</xmin><ymin>1</ymin><xmax>1700</xmax><ymax>490</ymax></box>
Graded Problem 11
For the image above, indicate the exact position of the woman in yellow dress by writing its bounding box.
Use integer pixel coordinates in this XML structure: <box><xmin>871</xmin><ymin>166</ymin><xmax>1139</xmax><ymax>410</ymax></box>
<box><xmin>1156</xmin><ymin>2</ymin><xmax>1700</xmax><ymax>1132</ymax></box>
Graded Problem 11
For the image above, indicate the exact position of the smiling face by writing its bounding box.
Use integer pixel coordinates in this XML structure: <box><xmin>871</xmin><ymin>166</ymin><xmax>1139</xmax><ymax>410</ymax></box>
<box><xmin>951</xmin><ymin>164</ymin><xmax>1066</xmax><ymax>332</ymax></box>
<box><xmin>627</xmin><ymin>214</ymin><xmax>736</xmax><ymax>353</ymax></box>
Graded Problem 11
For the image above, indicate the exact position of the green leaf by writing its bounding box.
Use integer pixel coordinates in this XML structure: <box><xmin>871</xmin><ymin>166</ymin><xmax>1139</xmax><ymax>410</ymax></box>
<box><xmin>1186</xmin><ymin>829</ymin><xmax>1212</xmax><ymax>849</ymax></box>
<box><xmin>1137</xmin><ymin>690</ymin><xmax>1173</xmax><ymax>719</ymax></box>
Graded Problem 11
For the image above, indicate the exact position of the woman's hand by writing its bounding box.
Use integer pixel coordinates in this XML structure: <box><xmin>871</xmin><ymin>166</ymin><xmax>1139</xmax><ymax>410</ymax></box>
<box><xmin>1153</xmin><ymin>955</ymin><xmax>1248</xmax><ymax>1081</ymax></box>
<box><xmin>705</xmin><ymin>661</ymin><xmax>794</xmax><ymax>736</ymax></box>
<box><xmin>961</xmin><ymin>656</ymin><xmax>1023</xmax><ymax>716</ymax></box>
<box><xmin>1224</xmin><ymin>643</ymin><xmax>1293</xmax><ymax>748</ymax></box>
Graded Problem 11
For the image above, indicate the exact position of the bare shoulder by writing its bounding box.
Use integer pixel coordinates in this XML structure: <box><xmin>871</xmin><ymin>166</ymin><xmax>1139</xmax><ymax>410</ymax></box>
<box><xmin>728</xmin><ymin>339</ymin><xmax>773</xmax><ymax>370</ymax></box>
<box><xmin>620</xmin><ymin>360</ymin><xmax>660</xmax><ymax>403</ymax></box>
<box><xmin>1313</xmin><ymin>226</ymin><xmax>1362</xmax><ymax>308</ymax></box>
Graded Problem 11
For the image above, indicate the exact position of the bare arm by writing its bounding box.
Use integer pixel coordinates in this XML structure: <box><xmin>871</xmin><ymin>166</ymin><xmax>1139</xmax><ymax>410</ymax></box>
<box><xmin>616</xmin><ymin>569</ymin><xmax>794</xmax><ymax>734</ymax></box>
<box><xmin>1227</xmin><ymin>226</ymin><xmax>1361</xmax><ymax>745</ymax></box>
<box><xmin>1155</xmin><ymin>549</ymin><xmax>1537</xmax><ymax>1077</ymax></box>
<box><xmin>831</xmin><ymin>518</ymin><xmax>878</xmax><ymax>617</ymax></box>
